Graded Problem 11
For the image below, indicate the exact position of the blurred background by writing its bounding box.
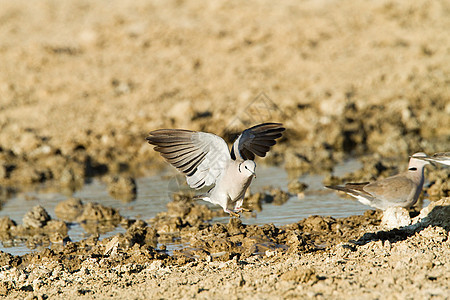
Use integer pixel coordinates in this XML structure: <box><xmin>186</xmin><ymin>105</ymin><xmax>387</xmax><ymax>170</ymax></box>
<box><xmin>0</xmin><ymin>0</ymin><xmax>449</xmax><ymax>188</ymax></box>
<box><xmin>0</xmin><ymin>0</ymin><xmax>449</xmax><ymax>204</ymax></box>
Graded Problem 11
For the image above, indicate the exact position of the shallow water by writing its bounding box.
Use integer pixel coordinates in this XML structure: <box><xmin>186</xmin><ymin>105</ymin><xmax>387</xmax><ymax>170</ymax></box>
<box><xmin>0</xmin><ymin>159</ymin><xmax>372</xmax><ymax>255</ymax></box>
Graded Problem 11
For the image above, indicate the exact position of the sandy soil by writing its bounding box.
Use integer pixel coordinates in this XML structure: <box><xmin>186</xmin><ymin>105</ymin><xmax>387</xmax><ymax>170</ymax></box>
<box><xmin>0</xmin><ymin>0</ymin><xmax>449</xmax><ymax>298</ymax></box>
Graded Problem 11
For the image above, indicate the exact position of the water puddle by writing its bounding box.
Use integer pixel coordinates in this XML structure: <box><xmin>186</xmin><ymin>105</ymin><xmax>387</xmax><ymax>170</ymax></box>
<box><xmin>0</xmin><ymin>159</ymin><xmax>374</xmax><ymax>255</ymax></box>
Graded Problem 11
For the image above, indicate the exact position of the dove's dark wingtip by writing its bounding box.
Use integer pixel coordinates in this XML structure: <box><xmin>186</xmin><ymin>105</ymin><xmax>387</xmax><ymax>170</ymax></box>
<box><xmin>325</xmin><ymin>185</ymin><xmax>339</xmax><ymax>190</ymax></box>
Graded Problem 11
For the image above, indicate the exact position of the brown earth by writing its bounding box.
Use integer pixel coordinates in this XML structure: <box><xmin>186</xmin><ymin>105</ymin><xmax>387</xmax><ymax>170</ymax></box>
<box><xmin>0</xmin><ymin>0</ymin><xmax>450</xmax><ymax>298</ymax></box>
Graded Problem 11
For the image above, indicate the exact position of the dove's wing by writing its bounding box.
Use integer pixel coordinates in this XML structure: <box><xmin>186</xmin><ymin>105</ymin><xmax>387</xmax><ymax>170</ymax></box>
<box><xmin>231</xmin><ymin>123</ymin><xmax>285</xmax><ymax>161</ymax></box>
<box><xmin>363</xmin><ymin>174</ymin><xmax>416</xmax><ymax>204</ymax></box>
<box><xmin>430</xmin><ymin>152</ymin><xmax>450</xmax><ymax>166</ymax></box>
<box><xmin>432</xmin><ymin>152</ymin><xmax>450</xmax><ymax>157</ymax></box>
<box><xmin>147</xmin><ymin>129</ymin><xmax>231</xmax><ymax>189</ymax></box>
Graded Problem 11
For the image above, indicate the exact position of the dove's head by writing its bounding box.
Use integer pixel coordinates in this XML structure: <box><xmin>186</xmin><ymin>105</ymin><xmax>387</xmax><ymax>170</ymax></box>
<box><xmin>239</xmin><ymin>160</ymin><xmax>256</xmax><ymax>178</ymax></box>
<box><xmin>409</xmin><ymin>152</ymin><xmax>433</xmax><ymax>170</ymax></box>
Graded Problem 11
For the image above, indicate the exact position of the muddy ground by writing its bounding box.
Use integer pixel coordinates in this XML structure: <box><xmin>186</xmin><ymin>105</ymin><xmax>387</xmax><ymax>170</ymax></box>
<box><xmin>0</xmin><ymin>197</ymin><xmax>449</xmax><ymax>299</ymax></box>
<box><xmin>0</xmin><ymin>0</ymin><xmax>449</xmax><ymax>298</ymax></box>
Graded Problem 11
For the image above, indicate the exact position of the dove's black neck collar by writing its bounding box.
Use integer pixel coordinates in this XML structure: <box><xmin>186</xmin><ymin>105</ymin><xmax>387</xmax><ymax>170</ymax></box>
<box><xmin>231</xmin><ymin>145</ymin><xmax>237</xmax><ymax>160</ymax></box>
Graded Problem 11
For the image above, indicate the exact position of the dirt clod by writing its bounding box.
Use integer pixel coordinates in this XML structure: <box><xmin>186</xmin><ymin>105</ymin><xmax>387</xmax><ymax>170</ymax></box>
<box><xmin>22</xmin><ymin>205</ymin><xmax>51</xmax><ymax>229</ymax></box>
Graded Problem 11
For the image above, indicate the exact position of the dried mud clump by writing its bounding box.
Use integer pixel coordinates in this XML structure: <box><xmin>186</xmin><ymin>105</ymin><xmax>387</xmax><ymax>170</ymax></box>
<box><xmin>78</xmin><ymin>202</ymin><xmax>124</xmax><ymax>234</ymax></box>
<box><xmin>284</xmin><ymin>211</ymin><xmax>382</xmax><ymax>247</ymax></box>
<box><xmin>22</xmin><ymin>205</ymin><xmax>51</xmax><ymax>229</ymax></box>
<box><xmin>174</xmin><ymin>219</ymin><xmax>297</xmax><ymax>262</ymax></box>
<box><xmin>287</xmin><ymin>179</ymin><xmax>308</xmax><ymax>194</ymax></box>
<box><xmin>77</xmin><ymin>202</ymin><xmax>123</xmax><ymax>222</ymax></box>
<box><xmin>122</xmin><ymin>220</ymin><xmax>158</xmax><ymax>249</ymax></box>
<box><xmin>425</xmin><ymin>169</ymin><xmax>450</xmax><ymax>200</ymax></box>
<box><xmin>54</xmin><ymin>197</ymin><xmax>84</xmax><ymax>222</ymax></box>
<box><xmin>0</xmin><ymin>217</ymin><xmax>16</xmax><ymax>234</ymax></box>
<box><xmin>411</xmin><ymin>197</ymin><xmax>450</xmax><ymax>230</ymax></box>
<box><xmin>55</xmin><ymin>197</ymin><xmax>124</xmax><ymax>234</ymax></box>
<box><xmin>324</xmin><ymin>155</ymin><xmax>400</xmax><ymax>186</ymax></box>
<box><xmin>106</xmin><ymin>175</ymin><xmax>137</xmax><ymax>202</ymax></box>
<box><xmin>244</xmin><ymin>192</ymin><xmax>273</xmax><ymax>212</ymax></box>
<box><xmin>173</xmin><ymin>213</ymin><xmax>377</xmax><ymax>262</ymax></box>
<box><xmin>0</xmin><ymin>205</ymin><xmax>68</xmax><ymax>250</ymax></box>
<box><xmin>148</xmin><ymin>194</ymin><xmax>225</xmax><ymax>237</ymax></box>
<box><xmin>0</xmin><ymin>199</ymin><xmax>128</xmax><ymax>251</ymax></box>
<box><xmin>270</xmin><ymin>188</ymin><xmax>291</xmax><ymax>206</ymax></box>
<box><xmin>244</xmin><ymin>189</ymin><xmax>292</xmax><ymax>212</ymax></box>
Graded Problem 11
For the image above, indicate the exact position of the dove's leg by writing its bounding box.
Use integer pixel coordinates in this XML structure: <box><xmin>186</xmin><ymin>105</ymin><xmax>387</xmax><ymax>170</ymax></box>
<box><xmin>234</xmin><ymin>198</ymin><xmax>252</xmax><ymax>213</ymax></box>
<box><xmin>226</xmin><ymin>209</ymin><xmax>241</xmax><ymax>218</ymax></box>
<box><xmin>233</xmin><ymin>198</ymin><xmax>244</xmax><ymax>211</ymax></box>
<box><xmin>239</xmin><ymin>207</ymin><xmax>252</xmax><ymax>212</ymax></box>
<box><xmin>222</xmin><ymin>196</ymin><xmax>241</xmax><ymax>217</ymax></box>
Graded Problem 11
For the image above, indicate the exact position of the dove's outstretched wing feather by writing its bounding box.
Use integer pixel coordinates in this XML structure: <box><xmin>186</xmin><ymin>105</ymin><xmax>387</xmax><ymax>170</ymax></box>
<box><xmin>231</xmin><ymin>123</ymin><xmax>285</xmax><ymax>161</ymax></box>
<box><xmin>147</xmin><ymin>129</ymin><xmax>231</xmax><ymax>189</ymax></box>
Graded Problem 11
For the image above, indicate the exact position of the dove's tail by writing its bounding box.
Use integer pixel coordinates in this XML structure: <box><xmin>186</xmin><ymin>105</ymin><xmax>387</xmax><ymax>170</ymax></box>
<box><xmin>193</xmin><ymin>194</ymin><xmax>212</xmax><ymax>203</ymax></box>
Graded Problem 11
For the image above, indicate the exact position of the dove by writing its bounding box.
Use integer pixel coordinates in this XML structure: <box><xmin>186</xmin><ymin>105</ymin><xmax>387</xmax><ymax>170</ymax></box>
<box><xmin>146</xmin><ymin>123</ymin><xmax>285</xmax><ymax>217</ymax></box>
<box><xmin>326</xmin><ymin>153</ymin><xmax>431</xmax><ymax>210</ymax></box>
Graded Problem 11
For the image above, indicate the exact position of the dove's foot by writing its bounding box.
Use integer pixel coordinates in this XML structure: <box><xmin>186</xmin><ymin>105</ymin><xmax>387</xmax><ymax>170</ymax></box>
<box><xmin>226</xmin><ymin>210</ymin><xmax>241</xmax><ymax>218</ymax></box>
<box><xmin>235</xmin><ymin>207</ymin><xmax>252</xmax><ymax>213</ymax></box>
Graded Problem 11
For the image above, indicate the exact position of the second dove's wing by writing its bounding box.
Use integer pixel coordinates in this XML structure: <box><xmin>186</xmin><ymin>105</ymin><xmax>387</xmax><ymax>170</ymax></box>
<box><xmin>363</xmin><ymin>175</ymin><xmax>416</xmax><ymax>203</ymax></box>
<box><xmin>147</xmin><ymin>129</ymin><xmax>231</xmax><ymax>189</ymax></box>
<box><xmin>231</xmin><ymin>123</ymin><xmax>285</xmax><ymax>161</ymax></box>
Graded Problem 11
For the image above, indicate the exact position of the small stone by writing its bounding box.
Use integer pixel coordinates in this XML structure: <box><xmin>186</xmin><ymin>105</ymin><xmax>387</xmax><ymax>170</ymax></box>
<box><xmin>104</xmin><ymin>236</ymin><xmax>120</xmax><ymax>256</ymax></box>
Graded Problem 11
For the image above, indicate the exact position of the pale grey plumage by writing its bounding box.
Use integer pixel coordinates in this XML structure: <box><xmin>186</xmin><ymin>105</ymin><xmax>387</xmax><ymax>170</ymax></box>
<box><xmin>326</xmin><ymin>153</ymin><xmax>431</xmax><ymax>210</ymax></box>
<box><xmin>147</xmin><ymin>123</ymin><xmax>285</xmax><ymax>215</ymax></box>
